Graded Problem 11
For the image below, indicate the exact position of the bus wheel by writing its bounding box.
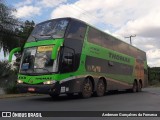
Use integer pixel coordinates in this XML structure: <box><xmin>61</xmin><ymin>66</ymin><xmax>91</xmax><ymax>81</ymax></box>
<box><xmin>80</xmin><ymin>78</ymin><xmax>93</xmax><ymax>98</ymax></box>
<box><xmin>95</xmin><ymin>79</ymin><xmax>105</xmax><ymax>97</ymax></box>
<box><xmin>132</xmin><ymin>81</ymin><xmax>138</xmax><ymax>93</ymax></box>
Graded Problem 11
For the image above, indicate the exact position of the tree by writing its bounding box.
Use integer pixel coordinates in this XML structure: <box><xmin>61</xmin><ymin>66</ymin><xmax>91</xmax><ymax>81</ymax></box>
<box><xmin>13</xmin><ymin>20</ymin><xmax>35</xmax><ymax>68</ymax></box>
<box><xmin>0</xmin><ymin>1</ymin><xmax>35</xmax><ymax>94</ymax></box>
<box><xmin>16</xmin><ymin>20</ymin><xmax>35</xmax><ymax>46</ymax></box>
<box><xmin>0</xmin><ymin>1</ymin><xmax>21</xmax><ymax>55</ymax></box>
<box><xmin>148</xmin><ymin>67</ymin><xmax>160</xmax><ymax>85</ymax></box>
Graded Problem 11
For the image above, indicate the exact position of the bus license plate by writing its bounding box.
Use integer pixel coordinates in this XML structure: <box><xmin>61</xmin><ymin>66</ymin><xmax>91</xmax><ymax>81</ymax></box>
<box><xmin>28</xmin><ymin>88</ymin><xmax>35</xmax><ymax>92</ymax></box>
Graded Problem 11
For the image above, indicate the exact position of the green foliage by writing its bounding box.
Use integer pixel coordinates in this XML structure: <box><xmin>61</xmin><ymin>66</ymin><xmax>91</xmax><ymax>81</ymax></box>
<box><xmin>0</xmin><ymin>2</ymin><xmax>35</xmax><ymax>94</ymax></box>
<box><xmin>0</xmin><ymin>60</ymin><xmax>18</xmax><ymax>93</ymax></box>
<box><xmin>0</xmin><ymin>1</ymin><xmax>35</xmax><ymax>55</ymax></box>
<box><xmin>4</xmin><ymin>76</ymin><xmax>19</xmax><ymax>94</ymax></box>
<box><xmin>0</xmin><ymin>1</ymin><xmax>20</xmax><ymax>55</ymax></box>
<box><xmin>0</xmin><ymin>60</ymin><xmax>11</xmax><ymax>78</ymax></box>
<box><xmin>0</xmin><ymin>1</ymin><xmax>18</xmax><ymax>30</ymax></box>
<box><xmin>15</xmin><ymin>20</ymin><xmax>35</xmax><ymax>47</ymax></box>
<box><xmin>19</xmin><ymin>20</ymin><xmax>35</xmax><ymax>39</ymax></box>
<box><xmin>148</xmin><ymin>67</ymin><xmax>160</xmax><ymax>85</ymax></box>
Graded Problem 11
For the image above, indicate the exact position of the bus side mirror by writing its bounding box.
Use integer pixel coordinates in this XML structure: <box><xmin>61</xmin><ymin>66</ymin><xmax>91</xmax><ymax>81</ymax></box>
<box><xmin>9</xmin><ymin>47</ymin><xmax>21</xmax><ymax>62</ymax></box>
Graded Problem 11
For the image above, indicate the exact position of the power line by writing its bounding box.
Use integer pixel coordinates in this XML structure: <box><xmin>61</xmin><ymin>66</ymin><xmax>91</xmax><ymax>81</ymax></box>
<box><xmin>66</xmin><ymin>0</ymin><xmax>109</xmax><ymax>29</ymax></box>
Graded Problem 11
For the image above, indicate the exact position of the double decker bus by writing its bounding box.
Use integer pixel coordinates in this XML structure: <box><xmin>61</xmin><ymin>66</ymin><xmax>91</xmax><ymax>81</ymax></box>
<box><xmin>9</xmin><ymin>18</ymin><xmax>148</xmax><ymax>98</ymax></box>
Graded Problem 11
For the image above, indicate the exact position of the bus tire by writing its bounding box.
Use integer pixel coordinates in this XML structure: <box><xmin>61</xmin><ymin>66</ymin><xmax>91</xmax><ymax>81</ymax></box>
<box><xmin>132</xmin><ymin>81</ymin><xmax>138</xmax><ymax>93</ymax></box>
<box><xmin>95</xmin><ymin>79</ymin><xmax>105</xmax><ymax>97</ymax></box>
<box><xmin>80</xmin><ymin>78</ymin><xmax>93</xmax><ymax>98</ymax></box>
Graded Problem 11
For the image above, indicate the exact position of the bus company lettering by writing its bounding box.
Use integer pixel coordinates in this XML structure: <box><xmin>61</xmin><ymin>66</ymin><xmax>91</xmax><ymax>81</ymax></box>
<box><xmin>109</xmin><ymin>52</ymin><xmax>130</xmax><ymax>63</ymax></box>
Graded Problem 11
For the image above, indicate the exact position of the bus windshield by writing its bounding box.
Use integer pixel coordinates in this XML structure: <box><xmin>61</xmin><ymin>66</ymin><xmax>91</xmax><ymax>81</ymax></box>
<box><xmin>27</xmin><ymin>19</ymin><xmax>69</xmax><ymax>42</ymax></box>
<box><xmin>19</xmin><ymin>45</ymin><xmax>59</xmax><ymax>74</ymax></box>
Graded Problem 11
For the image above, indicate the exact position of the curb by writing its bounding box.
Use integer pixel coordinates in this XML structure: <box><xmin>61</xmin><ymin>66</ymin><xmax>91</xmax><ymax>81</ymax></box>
<box><xmin>0</xmin><ymin>93</ymin><xmax>42</xmax><ymax>99</ymax></box>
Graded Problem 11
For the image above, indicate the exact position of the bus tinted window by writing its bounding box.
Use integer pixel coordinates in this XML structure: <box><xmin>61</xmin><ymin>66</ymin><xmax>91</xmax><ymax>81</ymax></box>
<box><xmin>66</xmin><ymin>21</ymin><xmax>86</xmax><ymax>41</ymax></box>
<box><xmin>60</xmin><ymin>47</ymin><xmax>75</xmax><ymax>73</ymax></box>
<box><xmin>87</xmin><ymin>27</ymin><xmax>146</xmax><ymax>59</ymax></box>
<box><xmin>122</xmin><ymin>43</ymin><xmax>129</xmax><ymax>55</ymax></box>
<box><xmin>112</xmin><ymin>38</ymin><xmax>129</xmax><ymax>55</ymax></box>
<box><xmin>88</xmin><ymin>27</ymin><xmax>101</xmax><ymax>45</ymax></box>
<box><xmin>101</xmin><ymin>33</ymin><xmax>114</xmax><ymax>50</ymax></box>
<box><xmin>88</xmin><ymin>27</ymin><xmax>114</xmax><ymax>50</ymax></box>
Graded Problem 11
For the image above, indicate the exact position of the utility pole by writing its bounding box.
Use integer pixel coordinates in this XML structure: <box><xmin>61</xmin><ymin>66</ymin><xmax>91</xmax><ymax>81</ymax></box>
<box><xmin>125</xmin><ymin>35</ymin><xmax>136</xmax><ymax>45</ymax></box>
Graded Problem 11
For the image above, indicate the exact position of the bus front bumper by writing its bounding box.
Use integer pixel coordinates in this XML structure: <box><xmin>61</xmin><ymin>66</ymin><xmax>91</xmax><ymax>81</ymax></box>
<box><xmin>16</xmin><ymin>83</ymin><xmax>61</xmax><ymax>94</ymax></box>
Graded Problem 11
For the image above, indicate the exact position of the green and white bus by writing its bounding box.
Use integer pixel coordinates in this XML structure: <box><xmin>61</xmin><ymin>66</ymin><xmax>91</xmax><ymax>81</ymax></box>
<box><xmin>9</xmin><ymin>18</ymin><xmax>148</xmax><ymax>98</ymax></box>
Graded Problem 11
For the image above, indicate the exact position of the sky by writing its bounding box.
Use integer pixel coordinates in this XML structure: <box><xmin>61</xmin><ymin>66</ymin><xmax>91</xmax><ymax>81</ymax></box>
<box><xmin>1</xmin><ymin>0</ymin><xmax>160</xmax><ymax>67</ymax></box>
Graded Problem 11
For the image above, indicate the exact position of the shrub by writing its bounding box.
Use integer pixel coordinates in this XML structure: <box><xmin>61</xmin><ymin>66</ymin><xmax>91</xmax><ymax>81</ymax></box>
<box><xmin>0</xmin><ymin>60</ymin><xmax>18</xmax><ymax>94</ymax></box>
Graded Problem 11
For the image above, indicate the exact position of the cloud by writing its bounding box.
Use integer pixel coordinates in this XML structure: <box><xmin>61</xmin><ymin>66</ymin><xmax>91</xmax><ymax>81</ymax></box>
<box><xmin>38</xmin><ymin>0</ymin><xmax>67</xmax><ymax>7</ymax></box>
<box><xmin>146</xmin><ymin>49</ymin><xmax>160</xmax><ymax>67</ymax></box>
<box><xmin>51</xmin><ymin>0</ymin><xmax>160</xmax><ymax>28</ymax></box>
<box><xmin>147</xmin><ymin>49</ymin><xmax>160</xmax><ymax>59</ymax></box>
<box><xmin>113</xmin><ymin>4</ymin><xmax>160</xmax><ymax>67</ymax></box>
<box><xmin>116</xmin><ymin>8</ymin><xmax>160</xmax><ymax>36</ymax></box>
<box><xmin>50</xmin><ymin>0</ymin><xmax>124</xmax><ymax>25</ymax></box>
<box><xmin>14</xmin><ymin>0</ymin><xmax>33</xmax><ymax>7</ymax></box>
<box><xmin>13</xmin><ymin>0</ymin><xmax>67</xmax><ymax>20</ymax></box>
<box><xmin>50</xmin><ymin>3</ymin><xmax>98</xmax><ymax>24</ymax></box>
<box><xmin>13</xmin><ymin>6</ymin><xmax>41</xmax><ymax>18</ymax></box>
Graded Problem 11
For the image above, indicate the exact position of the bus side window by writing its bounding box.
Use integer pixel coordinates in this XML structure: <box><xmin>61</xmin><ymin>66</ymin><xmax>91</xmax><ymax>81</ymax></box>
<box><xmin>88</xmin><ymin>27</ymin><xmax>101</xmax><ymax>45</ymax></box>
<box><xmin>61</xmin><ymin>47</ymin><xmax>75</xmax><ymax>73</ymax></box>
<box><xmin>66</xmin><ymin>21</ymin><xmax>86</xmax><ymax>41</ymax></box>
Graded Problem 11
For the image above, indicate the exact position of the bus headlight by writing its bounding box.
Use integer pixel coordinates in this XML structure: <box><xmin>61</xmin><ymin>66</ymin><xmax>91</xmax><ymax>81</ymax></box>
<box><xmin>43</xmin><ymin>80</ymin><xmax>55</xmax><ymax>85</ymax></box>
<box><xmin>17</xmin><ymin>80</ymin><xmax>23</xmax><ymax>84</ymax></box>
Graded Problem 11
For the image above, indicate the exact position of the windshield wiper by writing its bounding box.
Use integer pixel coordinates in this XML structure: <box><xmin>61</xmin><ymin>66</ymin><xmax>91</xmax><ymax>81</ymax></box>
<box><xmin>34</xmin><ymin>68</ymin><xmax>50</xmax><ymax>73</ymax></box>
<box><xmin>39</xmin><ymin>34</ymin><xmax>54</xmax><ymax>39</ymax></box>
<box><xmin>20</xmin><ymin>69</ymin><xmax>33</xmax><ymax>75</ymax></box>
